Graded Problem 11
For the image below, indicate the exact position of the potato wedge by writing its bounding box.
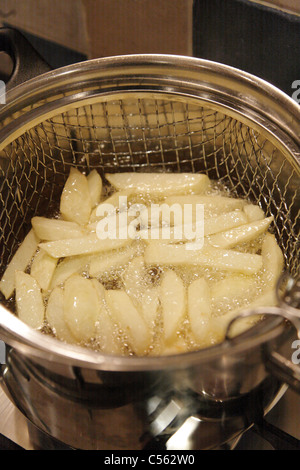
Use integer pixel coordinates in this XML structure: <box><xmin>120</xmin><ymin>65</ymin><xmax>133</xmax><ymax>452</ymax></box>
<box><xmin>105</xmin><ymin>172</ymin><xmax>210</xmax><ymax>196</ymax></box>
<box><xmin>60</xmin><ymin>167</ymin><xmax>92</xmax><ymax>225</ymax></box>
<box><xmin>244</xmin><ymin>204</ymin><xmax>265</xmax><ymax>222</ymax></box>
<box><xmin>188</xmin><ymin>278</ymin><xmax>212</xmax><ymax>343</ymax></box>
<box><xmin>30</xmin><ymin>249</ymin><xmax>58</xmax><ymax>291</ymax></box>
<box><xmin>262</xmin><ymin>233</ymin><xmax>284</xmax><ymax>288</ymax></box>
<box><xmin>32</xmin><ymin>217</ymin><xmax>85</xmax><ymax>241</ymax></box>
<box><xmin>139</xmin><ymin>222</ymin><xmax>205</xmax><ymax>244</ymax></box>
<box><xmin>49</xmin><ymin>255</ymin><xmax>91</xmax><ymax>289</ymax></box>
<box><xmin>39</xmin><ymin>233</ymin><xmax>132</xmax><ymax>258</ymax></box>
<box><xmin>207</xmin><ymin>216</ymin><xmax>273</xmax><ymax>249</ymax></box>
<box><xmin>139</xmin><ymin>210</ymin><xmax>246</xmax><ymax>243</ymax></box>
<box><xmin>15</xmin><ymin>271</ymin><xmax>44</xmax><ymax>329</ymax></box>
<box><xmin>0</xmin><ymin>229</ymin><xmax>39</xmax><ymax>299</ymax></box>
<box><xmin>164</xmin><ymin>195</ymin><xmax>245</xmax><ymax>218</ymax></box>
<box><xmin>63</xmin><ymin>274</ymin><xmax>99</xmax><ymax>342</ymax></box>
<box><xmin>95</xmin><ymin>210</ymin><xmax>137</xmax><ymax>241</ymax></box>
<box><xmin>91</xmin><ymin>279</ymin><xmax>123</xmax><ymax>355</ymax></box>
<box><xmin>211</xmin><ymin>275</ymin><xmax>258</xmax><ymax>305</ymax></box>
<box><xmin>121</xmin><ymin>255</ymin><xmax>149</xmax><ymax>305</ymax></box>
<box><xmin>87</xmin><ymin>169</ymin><xmax>103</xmax><ymax>208</ymax></box>
<box><xmin>160</xmin><ymin>269</ymin><xmax>186</xmax><ymax>343</ymax></box>
<box><xmin>105</xmin><ymin>289</ymin><xmax>151</xmax><ymax>355</ymax></box>
<box><xmin>204</xmin><ymin>210</ymin><xmax>248</xmax><ymax>236</ymax></box>
<box><xmin>141</xmin><ymin>287</ymin><xmax>160</xmax><ymax>328</ymax></box>
<box><xmin>136</xmin><ymin>204</ymin><xmax>177</xmax><ymax>230</ymax></box>
<box><xmin>89</xmin><ymin>189</ymin><xmax>132</xmax><ymax>224</ymax></box>
<box><xmin>144</xmin><ymin>243</ymin><xmax>263</xmax><ymax>275</ymax></box>
<box><xmin>89</xmin><ymin>243</ymin><xmax>140</xmax><ymax>277</ymax></box>
<box><xmin>46</xmin><ymin>287</ymin><xmax>77</xmax><ymax>343</ymax></box>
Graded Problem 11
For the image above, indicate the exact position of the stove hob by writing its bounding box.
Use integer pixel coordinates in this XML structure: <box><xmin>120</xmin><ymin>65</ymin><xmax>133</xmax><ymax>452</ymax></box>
<box><xmin>1</xmin><ymin>385</ymin><xmax>300</xmax><ymax>450</ymax></box>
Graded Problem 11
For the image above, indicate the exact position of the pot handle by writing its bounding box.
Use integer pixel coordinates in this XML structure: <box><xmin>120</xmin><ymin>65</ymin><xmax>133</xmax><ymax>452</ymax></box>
<box><xmin>0</xmin><ymin>27</ymin><xmax>51</xmax><ymax>91</ymax></box>
<box><xmin>265</xmin><ymin>348</ymin><xmax>300</xmax><ymax>394</ymax></box>
<box><xmin>226</xmin><ymin>274</ymin><xmax>300</xmax><ymax>393</ymax></box>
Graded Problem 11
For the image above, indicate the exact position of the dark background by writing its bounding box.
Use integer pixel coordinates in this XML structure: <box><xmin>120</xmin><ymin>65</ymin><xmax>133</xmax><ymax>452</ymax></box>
<box><xmin>193</xmin><ymin>0</ymin><xmax>300</xmax><ymax>97</ymax></box>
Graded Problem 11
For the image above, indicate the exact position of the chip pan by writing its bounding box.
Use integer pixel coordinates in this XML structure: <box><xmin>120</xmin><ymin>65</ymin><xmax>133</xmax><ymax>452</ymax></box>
<box><xmin>0</xmin><ymin>28</ymin><xmax>299</xmax><ymax>450</ymax></box>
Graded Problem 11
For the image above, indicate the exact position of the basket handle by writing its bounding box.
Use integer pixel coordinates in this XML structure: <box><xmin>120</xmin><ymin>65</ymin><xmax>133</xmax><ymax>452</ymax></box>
<box><xmin>0</xmin><ymin>27</ymin><xmax>51</xmax><ymax>91</ymax></box>
<box><xmin>226</xmin><ymin>274</ymin><xmax>300</xmax><ymax>393</ymax></box>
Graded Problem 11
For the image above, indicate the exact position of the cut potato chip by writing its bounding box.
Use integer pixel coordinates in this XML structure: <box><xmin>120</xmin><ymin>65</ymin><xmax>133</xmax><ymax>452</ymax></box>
<box><xmin>91</xmin><ymin>279</ymin><xmax>123</xmax><ymax>355</ymax></box>
<box><xmin>87</xmin><ymin>169</ymin><xmax>103</xmax><ymax>208</ymax></box>
<box><xmin>211</xmin><ymin>275</ymin><xmax>258</xmax><ymax>305</ymax></box>
<box><xmin>188</xmin><ymin>278</ymin><xmax>212</xmax><ymax>344</ymax></box>
<box><xmin>139</xmin><ymin>223</ymin><xmax>206</xmax><ymax>244</ymax></box>
<box><xmin>32</xmin><ymin>217</ymin><xmax>85</xmax><ymax>241</ymax></box>
<box><xmin>49</xmin><ymin>255</ymin><xmax>91</xmax><ymax>289</ymax></box>
<box><xmin>95</xmin><ymin>211</ymin><xmax>137</xmax><ymax>241</ymax></box>
<box><xmin>105</xmin><ymin>289</ymin><xmax>151</xmax><ymax>355</ymax></box>
<box><xmin>89</xmin><ymin>189</ymin><xmax>132</xmax><ymax>223</ymax></box>
<box><xmin>141</xmin><ymin>287</ymin><xmax>160</xmax><ymax>329</ymax></box>
<box><xmin>0</xmin><ymin>230</ymin><xmax>39</xmax><ymax>299</ymax></box>
<box><xmin>15</xmin><ymin>271</ymin><xmax>44</xmax><ymax>329</ymax></box>
<box><xmin>208</xmin><ymin>216</ymin><xmax>273</xmax><ymax>249</ymax></box>
<box><xmin>89</xmin><ymin>243</ymin><xmax>141</xmax><ymax>278</ymax></box>
<box><xmin>144</xmin><ymin>243</ymin><xmax>263</xmax><ymax>275</ymax></box>
<box><xmin>204</xmin><ymin>210</ymin><xmax>248</xmax><ymax>236</ymax></box>
<box><xmin>105</xmin><ymin>172</ymin><xmax>210</xmax><ymax>196</ymax></box>
<box><xmin>63</xmin><ymin>274</ymin><xmax>99</xmax><ymax>342</ymax></box>
<box><xmin>141</xmin><ymin>211</ymin><xmax>247</xmax><ymax>243</ymax></box>
<box><xmin>122</xmin><ymin>255</ymin><xmax>149</xmax><ymax>306</ymax></box>
<box><xmin>30</xmin><ymin>249</ymin><xmax>58</xmax><ymax>291</ymax></box>
<box><xmin>160</xmin><ymin>269</ymin><xmax>186</xmax><ymax>343</ymax></box>
<box><xmin>39</xmin><ymin>234</ymin><xmax>132</xmax><ymax>258</ymax></box>
<box><xmin>262</xmin><ymin>233</ymin><xmax>284</xmax><ymax>288</ymax></box>
<box><xmin>60</xmin><ymin>167</ymin><xmax>92</xmax><ymax>225</ymax></box>
<box><xmin>164</xmin><ymin>195</ymin><xmax>246</xmax><ymax>218</ymax></box>
<box><xmin>136</xmin><ymin>207</ymin><xmax>246</xmax><ymax>243</ymax></box>
<box><xmin>46</xmin><ymin>287</ymin><xmax>77</xmax><ymax>343</ymax></box>
<box><xmin>244</xmin><ymin>204</ymin><xmax>265</xmax><ymax>222</ymax></box>
<box><xmin>140</xmin><ymin>210</ymin><xmax>248</xmax><ymax>244</ymax></box>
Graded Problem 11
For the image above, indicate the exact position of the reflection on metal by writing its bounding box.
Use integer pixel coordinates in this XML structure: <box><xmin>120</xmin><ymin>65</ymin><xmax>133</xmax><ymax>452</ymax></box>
<box><xmin>150</xmin><ymin>399</ymin><xmax>182</xmax><ymax>437</ymax></box>
<box><xmin>0</xmin><ymin>81</ymin><xmax>5</xmax><ymax>104</ymax></box>
<box><xmin>0</xmin><ymin>341</ymin><xmax>5</xmax><ymax>364</ymax></box>
<box><xmin>167</xmin><ymin>416</ymin><xmax>201</xmax><ymax>450</ymax></box>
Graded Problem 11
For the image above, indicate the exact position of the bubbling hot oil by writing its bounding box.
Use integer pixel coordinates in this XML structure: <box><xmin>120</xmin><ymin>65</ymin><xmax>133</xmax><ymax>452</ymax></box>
<box><xmin>14</xmin><ymin>180</ymin><xmax>274</xmax><ymax>357</ymax></box>
<box><xmin>82</xmin><ymin>183</ymin><xmax>269</xmax><ymax>355</ymax></box>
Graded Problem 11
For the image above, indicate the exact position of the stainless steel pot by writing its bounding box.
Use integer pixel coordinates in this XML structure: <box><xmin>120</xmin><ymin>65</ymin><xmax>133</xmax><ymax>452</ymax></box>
<box><xmin>0</xmin><ymin>28</ymin><xmax>299</xmax><ymax>450</ymax></box>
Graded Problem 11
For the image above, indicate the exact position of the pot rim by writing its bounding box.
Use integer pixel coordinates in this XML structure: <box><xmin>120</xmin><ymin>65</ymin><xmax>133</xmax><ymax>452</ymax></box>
<box><xmin>1</xmin><ymin>54</ymin><xmax>300</xmax><ymax>148</ymax></box>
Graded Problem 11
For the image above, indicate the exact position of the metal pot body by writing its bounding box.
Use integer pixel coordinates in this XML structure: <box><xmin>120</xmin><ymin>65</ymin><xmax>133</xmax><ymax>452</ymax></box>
<box><xmin>0</xmin><ymin>326</ymin><xmax>290</xmax><ymax>450</ymax></box>
<box><xmin>0</xmin><ymin>53</ymin><xmax>299</xmax><ymax>449</ymax></box>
